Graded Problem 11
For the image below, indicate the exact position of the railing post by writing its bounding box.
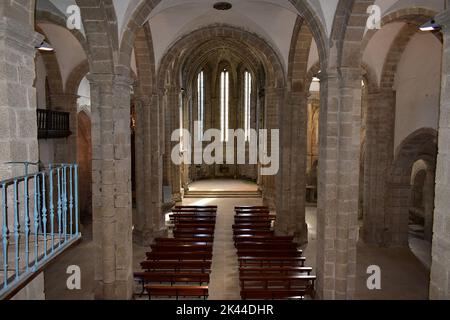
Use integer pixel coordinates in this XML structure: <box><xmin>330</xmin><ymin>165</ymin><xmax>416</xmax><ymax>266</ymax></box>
<box><xmin>69</xmin><ymin>165</ymin><xmax>73</xmax><ymax>237</ymax></box>
<box><xmin>24</xmin><ymin>176</ymin><xmax>29</xmax><ymax>272</ymax></box>
<box><xmin>33</xmin><ymin>175</ymin><xmax>39</xmax><ymax>271</ymax></box>
<box><xmin>74</xmin><ymin>164</ymin><xmax>79</xmax><ymax>235</ymax></box>
<box><xmin>13</xmin><ymin>180</ymin><xmax>19</xmax><ymax>282</ymax></box>
<box><xmin>62</xmin><ymin>165</ymin><xmax>68</xmax><ymax>242</ymax></box>
<box><xmin>49</xmin><ymin>165</ymin><xmax>55</xmax><ymax>253</ymax></box>
<box><xmin>41</xmin><ymin>172</ymin><xmax>47</xmax><ymax>259</ymax></box>
<box><xmin>2</xmin><ymin>184</ymin><xmax>8</xmax><ymax>290</ymax></box>
<box><xmin>57</xmin><ymin>167</ymin><xmax>62</xmax><ymax>247</ymax></box>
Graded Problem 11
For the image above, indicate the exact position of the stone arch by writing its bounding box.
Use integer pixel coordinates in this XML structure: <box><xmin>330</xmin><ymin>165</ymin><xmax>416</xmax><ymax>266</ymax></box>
<box><xmin>287</xmin><ymin>0</ymin><xmax>328</xmax><ymax>69</ymax></box>
<box><xmin>362</xmin><ymin>9</ymin><xmax>442</xmax><ymax>246</ymax></box>
<box><xmin>66</xmin><ymin>60</ymin><xmax>90</xmax><ymax>96</ymax></box>
<box><xmin>361</xmin><ymin>7</ymin><xmax>439</xmax><ymax>53</ymax></box>
<box><xmin>385</xmin><ymin>128</ymin><xmax>437</xmax><ymax>246</ymax></box>
<box><xmin>75</xmin><ymin>0</ymin><xmax>117</xmax><ymax>74</ymax></box>
<box><xmin>156</xmin><ymin>24</ymin><xmax>286</xmax><ymax>209</ymax></box>
<box><xmin>35</xmin><ymin>9</ymin><xmax>89</xmax><ymax>58</ymax></box>
<box><xmin>157</xmin><ymin>25</ymin><xmax>285</xmax><ymax>90</ymax></box>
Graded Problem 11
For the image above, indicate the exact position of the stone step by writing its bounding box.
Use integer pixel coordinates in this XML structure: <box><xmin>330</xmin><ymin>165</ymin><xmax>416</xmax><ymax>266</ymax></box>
<box><xmin>184</xmin><ymin>190</ymin><xmax>261</xmax><ymax>198</ymax></box>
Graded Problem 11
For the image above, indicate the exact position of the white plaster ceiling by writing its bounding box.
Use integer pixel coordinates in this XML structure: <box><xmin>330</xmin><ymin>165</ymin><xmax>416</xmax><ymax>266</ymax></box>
<box><xmin>38</xmin><ymin>22</ymin><xmax>88</xmax><ymax>92</ymax></box>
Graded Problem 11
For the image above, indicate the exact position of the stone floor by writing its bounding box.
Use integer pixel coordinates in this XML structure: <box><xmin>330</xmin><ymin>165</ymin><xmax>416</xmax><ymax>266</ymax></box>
<box><xmin>42</xmin><ymin>179</ymin><xmax>431</xmax><ymax>300</ymax></box>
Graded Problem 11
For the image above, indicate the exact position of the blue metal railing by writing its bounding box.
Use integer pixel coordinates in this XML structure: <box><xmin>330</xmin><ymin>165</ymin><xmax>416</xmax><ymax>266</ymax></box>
<box><xmin>0</xmin><ymin>163</ymin><xmax>81</xmax><ymax>299</ymax></box>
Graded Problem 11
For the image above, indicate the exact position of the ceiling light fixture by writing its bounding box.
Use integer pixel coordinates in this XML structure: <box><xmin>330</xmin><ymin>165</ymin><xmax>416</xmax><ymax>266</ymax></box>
<box><xmin>213</xmin><ymin>2</ymin><xmax>232</xmax><ymax>11</ymax></box>
<box><xmin>419</xmin><ymin>19</ymin><xmax>441</xmax><ymax>32</ymax></box>
<box><xmin>36</xmin><ymin>41</ymin><xmax>55</xmax><ymax>52</ymax></box>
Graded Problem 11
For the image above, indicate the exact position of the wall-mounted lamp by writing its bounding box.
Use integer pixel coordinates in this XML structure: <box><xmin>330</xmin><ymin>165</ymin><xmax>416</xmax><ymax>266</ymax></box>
<box><xmin>419</xmin><ymin>20</ymin><xmax>441</xmax><ymax>32</ymax></box>
<box><xmin>36</xmin><ymin>41</ymin><xmax>54</xmax><ymax>52</ymax></box>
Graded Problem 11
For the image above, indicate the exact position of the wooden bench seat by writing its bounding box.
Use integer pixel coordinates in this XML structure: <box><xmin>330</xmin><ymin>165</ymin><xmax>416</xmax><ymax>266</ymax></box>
<box><xmin>154</xmin><ymin>238</ymin><xmax>214</xmax><ymax>244</ymax></box>
<box><xmin>134</xmin><ymin>272</ymin><xmax>210</xmax><ymax>296</ymax></box>
<box><xmin>240</xmin><ymin>275</ymin><xmax>316</xmax><ymax>290</ymax></box>
<box><xmin>234</xmin><ymin>217</ymin><xmax>276</xmax><ymax>223</ymax></box>
<box><xmin>236</xmin><ymin>243</ymin><xmax>298</xmax><ymax>251</ymax></box>
<box><xmin>239</xmin><ymin>267</ymin><xmax>313</xmax><ymax>276</ymax></box>
<box><xmin>235</xmin><ymin>206</ymin><xmax>268</xmax><ymax>210</ymax></box>
<box><xmin>233</xmin><ymin>230</ymin><xmax>274</xmax><ymax>236</ymax></box>
<box><xmin>240</xmin><ymin>288</ymin><xmax>311</xmax><ymax>300</ymax></box>
<box><xmin>145</xmin><ymin>252</ymin><xmax>212</xmax><ymax>261</ymax></box>
<box><xmin>172</xmin><ymin>209</ymin><xmax>217</xmax><ymax>214</ymax></box>
<box><xmin>172</xmin><ymin>223</ymin><xmax>216</xmax><ymax>229</ymax></box>
<box><xmin>174</xmin><ymin>227</ymin><xmax>215</xmax><ymax>234</ymax></box>
<box><xmin>236</xmin><ymin>249</ymin><xmax>303</xmax><ymax>258</ymax></box>
<box><xmin>173</xmin><ymin>231</ymin><xmax>215</xmax><ymax>238</ymax></box>
<box><xmin>150</xmin><ymin>244</ymin><xmax>213</xmax><ymax>253</ymax></box>
<box><xmin>140</xmin><ymin>260</ymin><xmax>211</xmax><ymax>272</ymax></box>
<box><xmin>146</xmin><ymin>285</ymin><xmax>209</xmax><ymax>300</ymax></box>
<box><xmin>176</xmin><ymin>205</ymin><xmax>217</xmax><ymax>210</ymax></box>
<box><xmin>238</xmin><ymin>256</ymin><xmax>306</xmax><ymax>267</ymax></box>
<box><xmin>234</xmin><ymin>235</ymin><xmax>295</xmax><ymax>243</ymax></box>
<box><xmin>232</xmin><ymin>223</ymin><xmax>272</xmax><ymax>229</ymax></box>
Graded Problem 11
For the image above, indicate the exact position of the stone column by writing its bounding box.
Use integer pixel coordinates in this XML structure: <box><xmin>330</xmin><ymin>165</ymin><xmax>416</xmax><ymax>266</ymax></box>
<box><xmin>430</xmin><ymin>9</ymin><xmax>450</xmax><ymax>300</ymax></box>
<box><xmin>88</xmin><ymin>74</ymin><xmax>133</xmax><ymax>300</ymax></box>
<box><xmin>263</xmin><ymin>86</ymin><xmax>284</xmax><ymax>210</ymax></box>
<box><xmin>362</xmin><ymin>89</ymin><xmax>395</xmax><ymax>245</ymax></box>
<box><xmin>275</xmin><ymin>90</ymin><xmax>308</xmax><ymax>245</ymax></box>
<box><xmin>423</xmin><ymin>168</ymin><xmax>435</xmax><ymax>243</ymax></box>
<box><xmin>316</xmin><ymin>67</ymin><xmax>361</xmax><ymax>299</ymax></box>
<box><xmin>0</xmin><ymin>9</ymin><xmax>43</xmax><ymax>180</ymax></box>
<box><xmin>134</xmin><ymin>94</ymin><xmax>165</xmax><ymax>245</ymax></box>
<box><xmin>162</xmin><ymin>86</ymin><xmax>181</xmax><ymax>205</ymax></box>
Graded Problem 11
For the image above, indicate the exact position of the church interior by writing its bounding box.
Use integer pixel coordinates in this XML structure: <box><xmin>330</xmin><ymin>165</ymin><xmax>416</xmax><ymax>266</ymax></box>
<box><xmin>0</xmin><ymin>0</ymin><xmax>449</xmax><ymax>301</ymax></box>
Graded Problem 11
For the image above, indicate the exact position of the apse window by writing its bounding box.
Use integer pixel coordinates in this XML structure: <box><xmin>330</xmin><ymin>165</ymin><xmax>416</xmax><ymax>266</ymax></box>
<box><xmin>197</xmin><ymin>71</ymin><xmax>205</xmax><ymax>140</ymax></box>
<box><xmin>244</xmin><ymin>71</ymin><xmax>252</xmax><ymax>141</ymax></box>
<box><xmin>220</xmin><ymin>69</ymin><xmax>229</xmax><ymax>142</ymax></box>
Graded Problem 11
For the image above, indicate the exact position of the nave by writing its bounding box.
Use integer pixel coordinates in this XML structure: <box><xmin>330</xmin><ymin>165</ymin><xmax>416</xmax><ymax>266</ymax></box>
<box><xmin>41</xmin><ymin>180</ymin><xmax>429</xmax><ymax>300</ymax></box>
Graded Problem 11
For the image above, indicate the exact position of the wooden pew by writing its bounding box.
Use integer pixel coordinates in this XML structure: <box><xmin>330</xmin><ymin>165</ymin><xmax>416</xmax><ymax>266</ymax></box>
<box><xmin>232</xmin><ymin>223</ymin><xmax>272</xmax><ymax>229</ymax></box>
<box><xmin>238</xmin><ymin>256</ymin><xmax>306</xmax><ymax>268</ymax></box>
<box><xmin>239</xmin><ymin>267</ymin><xmax>313</xmax><ymax>276</ymax></box>
<box><xmin>150</xmin><ymin>244</ymin><xmax>213</xmax><ymax>253</ymax></box>
<box><xmin>146</xmin><ymin>285</ymin><xmax>209</xmax><ymax>300</ymax></box>
<box><xmin>173</xmin><ymin>231</ymin><xmax>215</xmax><ymax>238</ymax></box>
<box><xmin>140</xmin><ymin>260</ymin><xmax>211</xmax><ymax>273</ymax></box>
<box><xmin>236</xmin><ymin>249</ymin><xmax>303</xmax><ymax>258</ymax></box>
<box><xmin>234</xmin><ymin>217</ymin><xmax>276</xmax><ymax>223</ymax></box>
<box><xmin>233</xmin><ymin>230</ymin><xmax>275</xmax><ymax>237</ymax></box>
<box><xmin>146</xmin><ymin>252</ymin><xmax>212</xmax><ymax>261</ymax></box>
<box><xmin>235</xmin><ymin>213</ymin><xmax>275</xmax><ymax>218</ymax></box>
<box><xmin>236</xmin><ymin>242</ymin><xmax>298</xmax><ymax>251</ymax></box>
<box><xmin>234</xmin><ymin>235</ymin><xmax>295</xmax><ymax>243</ymax></box>
<box><xmin>176</xmin><ymin>205</ymin><xmax>217</xmax><ymax>210</ymax></box>
<box><xmin>235</xmin><ymin>206</ymin><xmax>268</xmax><ymax>210</ymax></box>
<box><xmin>154</xmin><ymin>238</ymin><xmax>214</xmax><ymax>244</ymax></box>
<box><xmin>240</xmin><ymin>275</ymin><xmax>316</xmax><ymax>290</ymax></box>
<box><xmin>241</xmin><ymin>288</ymin><xmax>313</xmax><ymax>300</ymax></box>
<box><xmin>172</xmin><ymin>209</ymin><xmax>217</xmax><ymax>214</ymax></box>
<box><xmin>134</xmin><ymin>272</ymin><xmax>210</xmax><ymax>296</ymax></box>
<box><xmin>172</xmin><ymin>223</ymin><xmax>216</xmax><ymax>229</ymax></box>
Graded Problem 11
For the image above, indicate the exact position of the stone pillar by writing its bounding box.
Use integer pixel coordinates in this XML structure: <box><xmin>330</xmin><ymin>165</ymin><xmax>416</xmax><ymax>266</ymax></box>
<box><xmin>423</xmin><ymin>168</ymin><xmax>435</xmax><ymax>243</ymax></box>
<box><xmin>316</xmin><ymin>67</ymin><xmax>361</xmax><ymax>299</ymax></box>
<box><xmin>134</xmin><ymin>94</ymin><xmax>165</xmax><ymax>245</ymax></box>
<box><xmin>263</xmin><ymin>86</ymin><xmax>283</xmax><ymax>210</ymax></box>
<box><xmin>275</xmin><ymin>90</ymin><xmax>308</xmax><ymax>245</ymax></box>
<box><xmin>362</xmin><ymin>89</ymin><xmax>395</xmax><ymax>245</ymax></box>
<box><xmin>88</xmin><ymin>74</ymin><xmax>133</xmax><ymax>300</ymax></box>
<box><xmin>162</xmin><ymin>86</ymin><xmax>181</xmax><ymax>204</ymax></box>
<box><xmin>430</xmin><ymin>9</ymin><xmax>450</xmax><ymax>300</ymax></box>
<box><xmin>0</xmin><ymin>7</ymin><xmax>43</xmax><ymax>180</ymax></box>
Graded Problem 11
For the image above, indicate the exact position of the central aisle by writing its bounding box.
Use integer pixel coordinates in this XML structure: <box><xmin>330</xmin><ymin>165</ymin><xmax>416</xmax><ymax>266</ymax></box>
<box><xmin>179</xmin><ymin>197</ymin><xmax>263</xmax><ymax>300</ymax></box>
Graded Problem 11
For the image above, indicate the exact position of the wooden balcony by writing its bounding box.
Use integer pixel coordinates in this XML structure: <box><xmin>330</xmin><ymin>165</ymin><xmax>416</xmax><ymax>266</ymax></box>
<box><xmin>37</xmin><ymin>109</ymin><xmax>72</xmax><ymax>139</ymax></box>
